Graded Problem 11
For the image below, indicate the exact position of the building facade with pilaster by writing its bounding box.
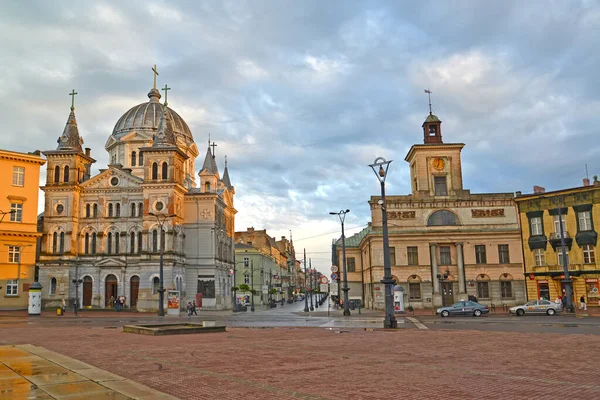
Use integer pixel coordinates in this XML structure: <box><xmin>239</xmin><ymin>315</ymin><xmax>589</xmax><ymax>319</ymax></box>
<box><xmin>352</xmin><ymin>110</ymin><xmax>526</xmax><ymax>310</ymax></box>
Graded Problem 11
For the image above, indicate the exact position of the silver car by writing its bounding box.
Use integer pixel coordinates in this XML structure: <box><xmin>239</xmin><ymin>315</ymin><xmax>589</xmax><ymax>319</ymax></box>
<box><xmin>436</xmin><ymin>301</ymin><xmax>489</xmax><ymax>317</ymax></box>
<box><xmin>510</xmin><ymin>300</ymin><xmax>563</xmax><ymax>316</ymax></box>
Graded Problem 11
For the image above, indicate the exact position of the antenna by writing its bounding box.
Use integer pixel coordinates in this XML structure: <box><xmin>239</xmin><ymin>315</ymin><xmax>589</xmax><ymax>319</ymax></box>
<box><xmin>424</xmin><ymin>89</ymin><xmax>433</xmax><ymax>115</ymax></box>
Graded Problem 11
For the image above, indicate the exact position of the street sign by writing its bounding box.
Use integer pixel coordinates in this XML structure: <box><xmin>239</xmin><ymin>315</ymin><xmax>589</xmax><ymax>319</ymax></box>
<box><xmin>330</xmin><ymin>282</ymin><xmax>338</xmax><ymax>294</ymax></box>
<box><xmin>320</xmin><ymin>276</ymin><xmax>328</xmax><ymax>284</ymax></box>
<box><xmin>320</xmin><ymin>283</ymin><xmax>328</xmax><ymax>293</ymax></box>
<box><xmin>331</xmin><ymin>265</ymin><xmax>339</xmax><ymax>273</ymax></box>
<box><xmin>331</xmin><ymin>273</ymin><xmax>338</xmax><ymax>280</ymax></box>
<box><xmin>273</xmin><ymin>275</ymin><xmax>279</xmax><ymax>280</ymax></box>
<box><xmin>262</xmin><ymin>285</ymin><xmax>268</xmax><ymax>294</ymax></box>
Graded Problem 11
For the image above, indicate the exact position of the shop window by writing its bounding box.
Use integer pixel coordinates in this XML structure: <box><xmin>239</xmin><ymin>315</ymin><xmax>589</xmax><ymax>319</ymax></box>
<box><xmin>538</xmin><ymin>281</ymin><xmax>550</xmax><ymax>301</ymax></box>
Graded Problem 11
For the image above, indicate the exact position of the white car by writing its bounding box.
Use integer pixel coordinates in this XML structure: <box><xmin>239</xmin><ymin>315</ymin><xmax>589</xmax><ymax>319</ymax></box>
<box><xmin>510</xmin><ymin>300</ymin><xmax>563</xmax><ymax>316</ymax></box>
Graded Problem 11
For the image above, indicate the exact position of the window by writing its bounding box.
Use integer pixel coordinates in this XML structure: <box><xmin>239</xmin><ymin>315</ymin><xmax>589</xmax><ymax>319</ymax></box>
<box><xmin>244</xmin><ymin>274</ymin><xmax>250</xmax><ymax>284</ymax></box>
<box><xmin>500</xmin><ymin>281</ymin><xmax>513</xmax><ymax>298</ymax></box>
<box><xmin>12</xmin><ymin>166</ymin><xmax>24</xmax><ymax>186</ymax></box>
<box><xmin>197</xmin><ymin>279</ymin><xmax>216</xmax><ymax>298</ymax></box>
<box><xmin>553</xmin><ymin>214</ymin><xmax>566</xmax><ymax>235</ymax></box>
<box><xmin>130</xmin><ymin>232</ymin><xmax>135</xmax><ymax>254</ymax></box>
<box><xmin>10</xmin><ymin>203</ymin><xmax>22</xmax><ymax>222</ymax></box>
<box><xmin>583</xmin><ymin>245</ymin><xmax>596</xmax><ymax>264</ymax></box>
<box><xmin>538</xmin><ymin>281</ymin><xmax>550</xmax><ymax>301</ymax></box>
<box><xmin>108</xmin><ymin>203</ymin><xmax>113</xmax><ymax>218</ymax></box>
<box><xmin>6</xmin><ymin>280</ymin><xmax>18</xmax><ymax>296</ymax></box>
<box><xmin>8</xmin><ymin>246</ymin><xmax>20</xmax><ymax>263</ymax></box>
<box><xmin>107</xmin><ymin>232</ymin><xmax>113</xmax><ymax>254</ymax></box>
<box><xmin>434</xmin><ymin>176</ymin><xmax>447</xmax><ymax>196</ymax></box>
<box><xmin>85</xmin><ymin>233</ymin><xmax>89</xmax><ymax>254</ymax></box>
<box><xmin>347</xmin><ymin>257</ymin><xmax>356</xmax><ymax>272</ymax></box>
<box><xmin>205</xmin><ymin>182</ymin><xmax>211</xmax><ymax>192</ymax></box>
<box><xmin>115</xmin><ymin>232</ymin><xmax>120</xmax><ymax>254</ymax></box>
<box><xmin>152</xmin><ymin>162</ymin><xmax>158</xmax><ymax>180</ymax></box>
<box><xmin>137</xmin><ymin>232</ymin><xmax>142</xmax><ymax>253</ymax></box>
<box><xmin>427</xmin><ymin>210</ymin><xmax>460</xmax><ymax>226</ymax></box>
<box><xmin>578</xmin><ymin>211</ymin><xmax>592</xmax><ymax>231</ymax></box>
<box><xmin>477</xmin><ymin>282</ymin><xmax>490</xmax><ymax>299</ymax></box>
<box><xmin>498</xmin><ymin>244</ymin><xmax>510</xmax><ymax>264</ymax></box>
<box><xmin>86</xmin><ymin>204</ymin><xmax>91</xmax><ymax>218</ymax></box>
<box><xmin>534</xmin><ymin>248</ymin><xmax>545</xmax><ymax>266</ymax></box>
<box><xmin>152</xmin><ymin>230</ymin><xmax>158</xmax><ymax>252</ymax></box>
<box><xmin>530</xmin><ymin>217</ymin><xmax>543</xmax><ymax>235</ymax></box>
<box><xmin>139</xmin><ymin>153</ymin><xmax>144</xmax><ymax>166</ymax></box>
<box><xmin>54</xmin><ymin>165</ymin><xmax>60</xmax><ymax>183</ymax></box>
<box><xmin>64</xmin><ymin>166</ymin><xmax>69</xmax><ymax>182</ymax></box>
<box><xmin>138</xmin><ymin>202</ymin><xmax>143</xmax><ymax>217</ymax></box>
<box><xmin>162</xmin><ymin>162</ymin><xmax>168</xmax><ymax>179</ymax></box>
<box><xmin>152</xmin><ymin>277</ymin><xmax>160</xmax><ymax>294</ymax></box>
<box><xmin>91</xmin><ymin>233</ymin><xmax>97</xmax><ymax>254</ymax></box>
<box><xmin>243</xmin><ymin>257</ymin><xmax>249</xmax><ymax>267</ymax></box>
<box><xmin>131</xmin><ymin>151</ymin><xmax>137</xmax><ymax>167</ymax></box>
<box><xmin>131</xmin><ymin>203</ymin><xmax>136</xmax><ymax>217</ymax></box>
<box><xmin>116</xmin><ymin>203</ymin><xmax>121</xmax><ymax>217</ymax></box>
<box><xmin>475</xmin><ymin>245</ymin><xmax>487</xmax><ymax>264</ymax></box>
<box><xmin>388</xmin><ymin>248</ymin><xmax>396</xmax><ymax>266</ymax></box>
<box><xmin>93</xmin><ymin>203</ymin><xmax>98</xmax><ymax>218</ymax></box>
<box><xmin>407</xmin><ymin>247</ymin><xmax>419</xmax><ymax>265</ymax></box>
<box><xmin>439</xmin><ymin>246</ymin><xmax>451</xmax><ymax>265</ymax></box>
<box><xmin>557</xmin><ymin>248</ymin><xmax>569</xmax><ymax>266</ymax></box>
<box><xmin>52</xmin><ymin>232</ymin><xmax>58</xmax><ymax>253</ymax></box>
<box><xmin>49</xmin><ymin>278</ymin><xmax>57</xmax><ymax>295</ymax></box>
<box><xmin>409</xmin><ymin>283</ymin><xmax>421</xmax><ymax>300</ymax></box>
<box><xmin>59</xmin><ymin>232</ymin><xmax>65</xmax><ymax>254</ymax></box>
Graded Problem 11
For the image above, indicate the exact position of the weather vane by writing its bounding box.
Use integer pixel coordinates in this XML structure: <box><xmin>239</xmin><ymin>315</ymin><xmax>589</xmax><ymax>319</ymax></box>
<box><xmin>424</xmin><ymin>89</ymin><xmax>433</xmax><ymax>115</ymax></box>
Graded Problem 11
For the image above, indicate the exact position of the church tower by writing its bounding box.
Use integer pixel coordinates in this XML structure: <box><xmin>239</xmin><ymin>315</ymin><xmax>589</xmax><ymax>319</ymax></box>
<box><xmin>199</xmin><ymin>141</ymin><xmax>219</xmax><ymax>193</ymax></box>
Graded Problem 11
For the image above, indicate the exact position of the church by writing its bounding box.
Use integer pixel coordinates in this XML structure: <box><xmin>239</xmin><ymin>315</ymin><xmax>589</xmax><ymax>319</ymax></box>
<box><xmin>38</xmin><ymin>71</ymin><xmax>236</xmax><ymax>311</ymax></box>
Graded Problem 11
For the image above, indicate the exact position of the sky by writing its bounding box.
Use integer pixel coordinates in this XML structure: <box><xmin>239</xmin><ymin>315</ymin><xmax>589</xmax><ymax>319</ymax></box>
<box><xmin>1</xmin><ymin>1</ymin><xmax>599</xmax><ymax>275</ymax></box>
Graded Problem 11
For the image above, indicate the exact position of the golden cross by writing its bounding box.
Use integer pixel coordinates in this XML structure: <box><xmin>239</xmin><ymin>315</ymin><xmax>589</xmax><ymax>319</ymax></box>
<box><xmin>69</xmin><ymin>89</ymin><xmax>78</xmax><ymax>110</ymax></box>
<box><xmin>161</xmin><ymin>84</ymin><xmax>171</xmax><ymax>106</ymax></box>
<box><xmin>152</xmin><ymin>64</ymin><xmax>159</xmax><ymax>89</ymax></box>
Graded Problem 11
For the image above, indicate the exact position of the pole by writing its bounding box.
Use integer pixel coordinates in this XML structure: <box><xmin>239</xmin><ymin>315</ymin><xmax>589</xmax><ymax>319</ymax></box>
<box><xmin>74</xmin><ymin>264</ymin><xmax>79</xmax><ymax>316</ymax></box>
<box><xmin>380</xmin><ymin>180</ymin><xmax>397</xmax><ymax>328</ymax></box>
<box><xmin>251</xmin><ymin>259</ymin><xmax>255</xmax><ymax>312</ymax></box>
<box><xmin>158</xmin><ymin>224</ymin><xmax>165</xmax><ymax>317</ymax></box>
<box><xmin>304</xmin><ymin>249</ymin><xmax>309</xmax><ymax>312</ymax></box>
<box><xmin>341</xmin><ymin>217</ymin><xmax>351</xmax><ymax>316</ymax></box>
<box><xmin>558</xmin><ymin>205</ymin><xmax>573</xmax><ymax>312</ymax></box>
<box><xmin>309</xmin><ymin>259</ymin><xmax>314</xmax><ymax>311</ymax></box>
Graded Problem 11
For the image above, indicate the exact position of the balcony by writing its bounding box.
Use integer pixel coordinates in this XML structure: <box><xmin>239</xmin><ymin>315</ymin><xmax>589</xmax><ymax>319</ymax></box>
<box><xmin>528</xmin><ymin>263</ymin><xmax>600</xmax><ymax>277</ymax></box>
<box><xmin>549</xmin><ymin>231</ymin><xmax>573</xmax><ymax>250</ymax></box>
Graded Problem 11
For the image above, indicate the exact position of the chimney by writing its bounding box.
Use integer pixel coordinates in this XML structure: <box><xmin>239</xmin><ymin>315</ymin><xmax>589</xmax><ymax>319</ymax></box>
<box><xmin>583</xmin><ymin>178</ymin><xmax>590</xmax><ymax>186</ymax></box>
<box><xmin>533</xmin><ymin>185</ymin><xmax>546</xmax><ymax>194</ymax></box>
<box><xmin>85</xmin><ymin>147</ymin><xmax>91</xmax><ymax>157</ymax></box>
<box><xmin>515</xmin><ymin>191</ymin><xmax>522</xmax><ymax>197</ymax></box>
<box><xmin>594</xmin><ymin>175</ymin><xmax>599</xmax><ymax>186</ymax></box>
<box><xmin>247</xmin><ymin>227</ymin><xmax>254</xmax><ymax>233</ymax></box>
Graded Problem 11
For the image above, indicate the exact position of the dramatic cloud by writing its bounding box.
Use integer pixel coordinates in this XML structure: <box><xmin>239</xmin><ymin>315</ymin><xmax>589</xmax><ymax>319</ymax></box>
<box><xmin>1</xmin><ymin>0</ymin><xmax>599</xmax><ymax>273</ymax></box>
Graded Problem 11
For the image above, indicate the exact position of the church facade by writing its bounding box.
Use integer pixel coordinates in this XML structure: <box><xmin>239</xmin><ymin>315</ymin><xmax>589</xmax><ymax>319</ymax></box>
<box><xmin>38</xmin><ymin>79</ymin><xmax>236</xmax><ymax>311</ymax></box>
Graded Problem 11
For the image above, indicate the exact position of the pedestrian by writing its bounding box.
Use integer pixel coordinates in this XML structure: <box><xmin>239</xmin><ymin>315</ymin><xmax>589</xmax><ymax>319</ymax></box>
<box><xmin>120</xmin><ymin>296</ymin><xmax>125</xmax><ymax>311</ymax></box>
<box><xmin>555</xmin><ymin>296</ymin><xmax>562</xmax><ymax>304</ymax></box>
<box><xmin>61</xmin><ymin>298</ymin><xmax>67</xmax><ymax>315</ymax></box>
<box><xmin>579</xmin><ymin>295</ymin><xmax>587</xmax><ymax>311</ymax></box>
<box><xmin>561</xmin><ymin>295</ymin><xmax>567</xmax><ymax>309</ymax></box>
<box><xmin>192</xmin><ymin>300</ymin><xmax>198</xmax><ymax>316</ymax></box>
<box><xmin>186</xmin><ymin>302</ymin><xmax>192</xmax><ymax>319</ymax></box>
<box><xmin>109</xmin><ymin>295</ymin><xmax>115</xmax><ymax>309</ymax></box>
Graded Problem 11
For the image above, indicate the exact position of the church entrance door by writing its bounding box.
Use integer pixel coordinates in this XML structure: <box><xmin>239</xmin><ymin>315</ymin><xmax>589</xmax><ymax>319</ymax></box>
<box><xmin>82</xmin><ymin>276</ymin><xmax>92</xmax><ymax>307</ymax></box>
<box><xmin>130</xmin><ymin>276</ymin><xmax>139</xmax><ymax>308</ymax></box>
<box><xmin>105</xmin><ymin>274</ymin><xmax>118</xmax><ymax>308</ymax></box>
<box><xmin>442</xmin><ymin>282</ymin><xmax>454</xmax><ymax>307</ymax></box>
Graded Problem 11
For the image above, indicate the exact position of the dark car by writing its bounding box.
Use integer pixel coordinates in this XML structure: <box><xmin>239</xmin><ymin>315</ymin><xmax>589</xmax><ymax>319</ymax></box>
<box><xmin>436</xmin><ymin>301</ymin><xmax>489</xmax><ymax>317</ymax></box>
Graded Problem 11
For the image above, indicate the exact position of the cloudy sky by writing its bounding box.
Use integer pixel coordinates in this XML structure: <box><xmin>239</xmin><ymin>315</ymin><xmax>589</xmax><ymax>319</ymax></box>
<box><xmin>2</xmin><ymin>1</ymin><xmax>599</xmax><ymax>274</ymax></box>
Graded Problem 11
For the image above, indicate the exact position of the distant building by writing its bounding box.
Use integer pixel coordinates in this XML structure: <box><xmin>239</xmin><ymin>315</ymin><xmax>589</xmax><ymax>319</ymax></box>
<box><xmin>515</xmin><ymin>178</ymin><xmax>600</xmax><ymax>305</ymax></box>
<box><xmin>0</xmin><ymin>149</ymin><xmax>45</xmax><ymax>310</ymax></box>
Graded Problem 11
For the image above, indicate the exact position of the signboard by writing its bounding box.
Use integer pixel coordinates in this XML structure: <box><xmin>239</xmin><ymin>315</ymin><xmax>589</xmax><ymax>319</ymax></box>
<box><xmin>262</xmin><ymin>285</ymin><xmax>269</xmax><ymax>294</ymax></box>
<box><xmin>331</xmin><ymin>273</ymin><xmax>338</xmax><ymax>280</ymax></box>
<box><xmin>330</xmin><ymin>282</ymin><xmax>338</xmax><ymax>294</ymax></box>
<box><xmin>320</xmin><ymin>276</ymin><xmax>328</xmax><ymax>284</ymax></box>
<box><xmin>320</xmin><ymin>283</ymin><xmax>328</xmax><ymax>293</ymax></box>
<box><xmin>274</xmin><ymin>275</ymin><xmax>279</xmax><ymax>280</ymax></box>
<box><xmin>331</xmin><ymin>265</ymin><xmax>339</xmax><ymax>273</ymax></box>
<box><xmin>167</xmin><ymin>290</ymin><xmax>180</xmax><ymax>316</ymax></box>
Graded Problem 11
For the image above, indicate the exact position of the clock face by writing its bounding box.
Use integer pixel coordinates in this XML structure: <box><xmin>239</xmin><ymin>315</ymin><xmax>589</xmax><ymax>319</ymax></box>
<box><xmin>432</xmin><ymin>158</ymin><xmax>445</xmax><ymax>171</ymax></box>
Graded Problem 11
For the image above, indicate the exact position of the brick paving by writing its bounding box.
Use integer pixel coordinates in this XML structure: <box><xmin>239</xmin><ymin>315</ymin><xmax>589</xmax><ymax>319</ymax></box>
<box><xmin>1</xmin><ymin>320</ymin><xmax>599</xmax><ymax>399</ymax></box>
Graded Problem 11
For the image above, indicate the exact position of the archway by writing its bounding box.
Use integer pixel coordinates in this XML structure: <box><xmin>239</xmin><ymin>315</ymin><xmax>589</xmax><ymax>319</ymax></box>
<box><xmin>105</xmin><ymin>274</ymin><xmax>118</xmax><ymax>307</ymax></box>
<box><xmin>130</xmin><ymin>276</ymin><xmax>140</xmax><ymax>308</ymax></box>
<box><xmin>82</xmin><ymin>276</ymin><xmax>93</xmax><ymax>307</ymax></box>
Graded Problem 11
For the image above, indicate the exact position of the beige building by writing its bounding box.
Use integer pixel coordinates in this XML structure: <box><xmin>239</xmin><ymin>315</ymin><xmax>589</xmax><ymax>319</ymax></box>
<box><xmin>335</xmin><ymin>111</ymin><xmax>526</xmax><ymax>309</ymax></box>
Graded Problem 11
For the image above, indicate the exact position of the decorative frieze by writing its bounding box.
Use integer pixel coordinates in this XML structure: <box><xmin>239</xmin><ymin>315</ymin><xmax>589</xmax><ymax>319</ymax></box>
<box><xmin>387</xmin><ymin>211</ymin><xmax>415</xmax><ymax>219</ymax></box>
<box><xmin>471</xmin><ymin>209</ymin><xmax>505</xmax><ymax>218</ymax></box>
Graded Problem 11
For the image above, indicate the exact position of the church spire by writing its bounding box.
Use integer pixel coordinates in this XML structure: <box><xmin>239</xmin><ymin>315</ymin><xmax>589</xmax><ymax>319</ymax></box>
<box><xmin>56</xmin><ymin>89</ymin><xmax>84</xmax><ymax>152</ymax></box>
<box><xmin>222</xmin><ymin>155</ymin><xmax>233</xmax><ymax>189</ymax></box>
<box><xmin>152</xmin><ymin>102</ymin><xmax>176</xmax><ymax>147</ymax></box>
<box><xmin>201</xmin><ymin>144</ymin><xmax>218</xmax><ymax>174</ymax></box>
<box><xmin>422</xmin><ymin>89</ymin><xmax>442</xmax><ymax>144</ymax></box>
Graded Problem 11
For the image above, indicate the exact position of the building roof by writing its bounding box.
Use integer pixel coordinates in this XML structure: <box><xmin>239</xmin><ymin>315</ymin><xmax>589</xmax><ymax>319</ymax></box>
<box><xmin>335</xmin><ymin>224</ymin><xmax>372</xmax><ymax>248</ymax></box>
<box><xmin>201</xmin><ymin>147</ymin><xmax>219</xmax><ymax>174</ymax></box>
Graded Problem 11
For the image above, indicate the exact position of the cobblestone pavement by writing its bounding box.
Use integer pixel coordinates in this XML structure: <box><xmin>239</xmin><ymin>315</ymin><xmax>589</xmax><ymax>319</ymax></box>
<box><xmin>1</xmin><ymin>319</ymin><xmax>600</xmax><ymax>399</ymax></box>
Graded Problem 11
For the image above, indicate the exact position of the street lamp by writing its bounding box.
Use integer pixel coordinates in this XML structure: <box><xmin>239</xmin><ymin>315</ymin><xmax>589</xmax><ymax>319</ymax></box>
<box><xmin>149</xmin><ymin>212</ymin><xmax>175</xmax><ymax>317</ymax></box>
<box><xmin>303</xmin><ymin>249</ymin><xmax>309</xmax><ymax>312</ymax></box>
<box><xmin>0</xmin><ymin>210</ymin><xmax>15</xmax><ymax>224</ymax></box>
<box><xmin>369</xmin><ymin>157</ymin><xmax>397</xmax><ymax>329</ymax></box>
<box><xmin>548</xmin><ymin>196</ymin><xmax>574</xmax><ymax>313</ymax></box>
<box><xmin>330</xmin><ymin>209</ymin><xmax>351</xmax><ymax>316</ymax></box>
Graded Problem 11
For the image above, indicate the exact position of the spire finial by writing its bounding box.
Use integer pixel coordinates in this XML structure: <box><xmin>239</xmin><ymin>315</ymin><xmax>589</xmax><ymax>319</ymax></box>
<box><xmin>225</xmin><ymin>154</ymin><xmax>228</xmax><ymax>167</ymax></box>
<box><xmin>69</xmin><ymin>89</ymin><xmax>78</xmax><ymax>110</ymax></box>
<box><xmin>152</xmin><ymin>64</ymin><xmax>159</xmax><ymax>89</ymax></box>
<box><xmin>424</xmin><ymin>89</ymin><xmax>433</xmax><ymax>115</ymax></box>
<box><xmin>208</xmin><ymin>134</ymin><xmax>211</xmax><ymax>149</ymax></box>
<box><xmin>211</xmin><ymin>141</ymin><xmax>217</xmax><ymax>157</ymax></box>
<box><xmin>161</xmin><ymin>84</ymin><xmax>171</xmax><ymax>106</ymax></box>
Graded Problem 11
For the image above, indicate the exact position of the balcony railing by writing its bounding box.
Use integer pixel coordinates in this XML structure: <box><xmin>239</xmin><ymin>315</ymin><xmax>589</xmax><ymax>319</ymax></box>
<box><xmin>549</xmin><ymin>231</ymin><xmax>571</xmax><ymax>240</ymax></box>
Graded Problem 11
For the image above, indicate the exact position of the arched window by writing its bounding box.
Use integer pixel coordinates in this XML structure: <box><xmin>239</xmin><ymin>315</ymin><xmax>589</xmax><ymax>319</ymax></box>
<box><xmin>205</xmin><ymin>182</ymin><xmax>211</xmax><ymax>192</ymax></box>
<box><xmin>85</xmin><ymin>233</ymin><xmax>90</xmax><ymax>254</ymax></box>
<box><xmin>137</xmin><ymin>231</ymin><xmax>143</xmax><ymax>253</ymax></box>
<box><xmin>152</xmin><ymin>230</ymin><xmax>158</xmax><ymax>252</ymax></box>
<box><xmin>93</xmin><ymin>203</ymin><xmax>98</xmax><ymax>218</ymax></box>
<box><xmin>91</xmin><ymin>233</ymin><xmax>97</xmax><ymax>254</ymax></box>
<box><xmin>130</xmin><ymin>203</ymin><xmax>136</xmax><ymax>217</ymax></box>
<box><xmin>115</xmin><ymin>232</ymin><xmax>120</xmax><ymax>254</ymax></box>
<box><xmin>64</xmin><ymin>166</ymin><xmax>69</xmax><ymax>183</ymax></box>
<box><xmin>152</xmin><ymin>162</ymin><xmax>158</xmax><ymax>180</ymax></box>
<box><xmin>107</xmin><ymin>232</ymin><xmax>113</xmax><ymax>254</ymax></box>
<box><xmin>54</xmin><ymin>166</ymin><xmax>60</xmax><ymax>183</ymax></box>
<box><xmin>139</xmin><ymin>152</ymin><xmax>144</xmax><ymax>166</ymax></box>
<box><xmin>52</xmin><ymin>232</ymin><xmax>57</xmax><ymax>253</ymax></box>
<box><xmin>130</xmin><ymin>232</ymin><xmax>135</xmax><ymax>254</ymax></box>
<box><xmin>131</xmin><ymin>151</ymin><xmax>137</xmax><ymax>167</ymax></box>
<box><xmin>138</xmin><ymin>202</ymin><xmax>143</xmax><ymax>217</ymax></box>
<box><xmin>59</xmin><ymin>232</ymin><xmax>65</xmax><ymax>254</ymax></box>
<box><xmin>161</xmin><ymin>162</ymin><xmax>168</xmax><ymax>179</ymax></box>
<box><xmin>116</xmin><ymin>203</ymin><xmax>121</xmax><ymax>217</ymax></box>
<box><xmin>152</xmin><ymin>277</ymin><xmax>160</xmax><ymax>294</ymax></box>
<box><xmin>86</xmin><ymin>204</ymin><xmax>90</xmax><ymax>218</ymax></box>
<box><xmin>427</xmin><ymin>210</ymin><xmax>460</xmax><ymax>226</ymax></box>
<box><xmin>49</xmin><ymin>278</ymin><xmax>57</xmax><ymax>295</ymax></box>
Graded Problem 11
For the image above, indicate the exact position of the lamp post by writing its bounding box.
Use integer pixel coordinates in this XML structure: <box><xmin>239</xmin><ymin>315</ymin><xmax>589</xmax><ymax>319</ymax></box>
<box><xmin>149</xmin><ymin>212</ymin><xmax>175</xmax><ymax>317</ymax></box>
<box><xmin>369</xmin><ymin>157</ymin><xmax>397</xmax><ymax>329</ymax></box>
<box><xmin>303</xmin><ymin>249</ymin><xmax>309</xmax><ymax>312</ymax></box>
<box><xmin>250</xmin><ymin>259</ymin><xmax>255</xmax><ymax>312</ymax></box>
<box><xmin>309</xmin><ymin>259</ymin><xmax>314</xmax><ymax>311</ymax></box>
<box><xmin>555</xmin><ymin>198</ymin><xmax>574</xmax><ymax>313</ymax></box>
<box><xmin>330</xmin><ymin>209</ymin><xmax>351</xmax><ymax>316</ymax></box>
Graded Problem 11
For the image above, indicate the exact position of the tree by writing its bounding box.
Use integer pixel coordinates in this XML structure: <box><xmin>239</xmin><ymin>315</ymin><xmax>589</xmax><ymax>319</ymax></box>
<box><xmin>239</xmin><ymin>284</ymin><xmax>251</xmax><ymax>292</ymax></box>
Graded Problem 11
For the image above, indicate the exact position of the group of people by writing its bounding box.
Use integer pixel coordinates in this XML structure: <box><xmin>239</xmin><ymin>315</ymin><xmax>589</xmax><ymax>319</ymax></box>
<box><xmin>186</xmin><ymin>301</ymin><xmax>198</xmax><ymax>317</ymax></box>
<box><xmin>554</xmin><ymin>294</ymin><xmax>587</xmax><ymax>311</ymax></box>
<box><xmin>109</xmin><ymin>295</ymin><xmax>126</xmax><ymax>311</ymax></box>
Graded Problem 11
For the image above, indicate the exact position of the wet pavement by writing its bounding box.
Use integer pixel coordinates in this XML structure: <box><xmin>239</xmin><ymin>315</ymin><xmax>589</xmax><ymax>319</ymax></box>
<box><xmin>0</xmin><ymin>345</ymin><xmax>177</xmax><ymax>399</ymax></box>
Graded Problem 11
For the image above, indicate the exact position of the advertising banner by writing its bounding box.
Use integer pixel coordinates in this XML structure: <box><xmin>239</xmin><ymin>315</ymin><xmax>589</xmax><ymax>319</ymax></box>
<box><xmin>167</xmin><ymin>290</ymin><xmax>180</xmax><ymax>316</ymax></box>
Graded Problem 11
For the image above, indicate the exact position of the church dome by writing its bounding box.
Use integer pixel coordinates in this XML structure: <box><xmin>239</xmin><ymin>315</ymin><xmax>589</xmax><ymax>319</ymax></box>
<box><xmin>111</xmin><ymin>88</ymin><xmax>193</xmax><ymax>143</ymax></box>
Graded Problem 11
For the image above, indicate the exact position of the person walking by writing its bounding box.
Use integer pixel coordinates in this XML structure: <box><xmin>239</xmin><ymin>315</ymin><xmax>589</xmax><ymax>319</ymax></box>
<box><xmin>579</xmin><ymin>295</ymin><xmax>587</xmax><ymax>311</ymax></box>
<box><xmin>186</xmin><ymin>302</ymin><xmax>193</xmax><ymax>319</ymax></box>
<box><xmin>61</xmin><ymin>298</ymin><xmax>67</xmax><ymax>315</ymax></box>
<box><xmin>191</xmin><ymin>300</ymin><xmax>198</xmax><ymax>316</ymax></box>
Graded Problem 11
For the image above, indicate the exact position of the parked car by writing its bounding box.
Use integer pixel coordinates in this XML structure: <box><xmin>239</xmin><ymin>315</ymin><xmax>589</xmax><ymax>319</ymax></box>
<box><xmin>510</xmin><ymin>300</ymin><xmax>563</xmax><ymax>316</ymax></box>
<box><xmin>436</xmin><ymin>301</ymin><xmax>489</xmax><ymax>317</ymax></box>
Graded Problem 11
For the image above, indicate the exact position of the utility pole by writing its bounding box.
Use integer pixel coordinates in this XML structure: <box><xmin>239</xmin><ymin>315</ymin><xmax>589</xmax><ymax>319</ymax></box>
<box><xmin>303</xmin><ymin>249</ymin><xmax>309</xmax><ymax>312</ymax></box>
<box><xmin>250</xmin><ymin>259</ymin><xmax>255</xmax><ymax>312</ymax></box>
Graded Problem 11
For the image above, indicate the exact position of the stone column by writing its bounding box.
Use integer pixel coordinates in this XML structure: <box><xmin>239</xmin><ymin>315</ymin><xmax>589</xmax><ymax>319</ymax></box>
<box><xmin>430</xmin><ymin>243</ymin><xmax>439</xmax><ymax>293</ymax></box>
<box><xmin>456</xmin><ymin>243</ymin><xmax>466</xmax><ymax>295</ymax></box>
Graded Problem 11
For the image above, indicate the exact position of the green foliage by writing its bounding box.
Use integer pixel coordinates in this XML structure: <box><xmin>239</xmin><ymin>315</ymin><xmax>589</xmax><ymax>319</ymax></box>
<box><xmin>231</xmin><ymin>286</ymin><xmax>240</xmax><ymax>292</ymax></box>
<box><xmin>407</xmin><ymin>305</ymin><xmax>414</xmax><ymax>312</ymax></box>
<box><xmin>239</xmin><ymin>284</ymin><xmax>251</xmax><ymax>292</ymax></box>
<box><xmin>268</xmin><ymin>288</ymin><xmax>278</xmax><ymax>295</ymax></box>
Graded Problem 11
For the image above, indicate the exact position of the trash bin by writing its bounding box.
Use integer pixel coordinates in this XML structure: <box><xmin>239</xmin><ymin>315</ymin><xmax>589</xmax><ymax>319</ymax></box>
<box><xmin>56</xmin><ymin>307</ymin><xmax>62</xmax><ymax>316</ymax></box>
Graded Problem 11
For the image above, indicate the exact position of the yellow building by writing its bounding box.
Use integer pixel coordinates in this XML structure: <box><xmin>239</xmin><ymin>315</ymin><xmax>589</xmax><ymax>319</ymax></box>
<box><xmin>515</xmin><ymin>179</ymin><xmax>600</xmax><ymax>307</ymax></box>
<box><xmin>0</xmin><ymin>149</ymin><xmax>46</xmax><ymax>309</ymax></box>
